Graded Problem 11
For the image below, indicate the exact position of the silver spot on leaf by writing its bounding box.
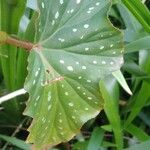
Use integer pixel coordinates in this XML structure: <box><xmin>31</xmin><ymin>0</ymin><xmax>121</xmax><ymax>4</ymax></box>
<box><xmin>82</xmin><ymin>66</ymin><xmax>86</xmax><ymax>70</ymax></box>
<box><xmin>67</xmin><ymin>66</ymin><xmax>74</xmax><ymax>71</ymax></box>
<box><xmin>55</xmin><ymin>11</ymin><xmax>59</xmax><ymax>19</ymax></box>
<box><xmin>76</xmin><ymin>0</ymin><xmax>81</xmax><ymax>4</ymax></box>
<box><xmin>68</xmin><ymin>102</ymin><xmax>74</xmax><ymax>107</ymax></box>
<box><xmin>84</xmin><ymin>24</ymin><xmax>89</xmax><ymax>29</ymax></box>
<box><xmin>60</xmin><ymin>60</ymin><xmax>65</xmax><ymax>64</ymax></box>
<box><xmin>60</xmin><ymin>0</ymin><xmax>64</xmax><ymax>5</ymax></box>
<box><xmin>42</xmin><ymin>2</ymin><xmax>45</xmax><ymax>8</ymax></box>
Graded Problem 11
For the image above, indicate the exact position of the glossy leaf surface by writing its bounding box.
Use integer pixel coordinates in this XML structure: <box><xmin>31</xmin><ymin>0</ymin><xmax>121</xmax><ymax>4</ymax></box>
<box><xmin>24</xmin><ymin>0</ymin><xmax>124</xmax><ymax>149</ymax></box>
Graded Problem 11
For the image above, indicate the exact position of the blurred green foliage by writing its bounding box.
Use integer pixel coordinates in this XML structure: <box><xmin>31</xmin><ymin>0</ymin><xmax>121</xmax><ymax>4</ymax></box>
<box><xmin>0</xmin><ymin>0</ymin><xmax>150</xmax><ymax>150</ymax></box>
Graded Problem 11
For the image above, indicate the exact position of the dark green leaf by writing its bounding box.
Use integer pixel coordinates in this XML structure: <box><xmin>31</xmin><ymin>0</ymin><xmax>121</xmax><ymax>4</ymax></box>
<box><xmin>73</xmin><ymin>141</ymin><xmax>89</xmax><ymax>150</ymax></box>
<box><xmin>24</xmin><ymin>0</ymin><xmax>123</xmax><ymax>149</ymax></box>
<box><xmin>125</xmin><ymin>51</ymin><xmax>150</xmax><ymax>127</ymax></box>
<box><xmin>0</xmin><ymin>0</ymin><xmax>27</xmax><ymax>121</ymax></box>
<box><xmin>125</xmin><ymin>123</ymin><xmax>150</xmax><ymax>142</ymax></box>
<box><xmin>122</xmin><ymin>0</ymin><xmax>150</xmax><ymax>34</ymax></box>
<box><xmin>123</xmin><ymin>60</ymin><xmax>150</xmax><ymax>84</ymax></box>
<box><xmin>100</xmin><ymin>75</ymin><xmax>123</xmax><ymax>150</ymax></box>
<box><xmin>125</xmin><ymin>36</ymin><xmax>150</xmax><ymax>53</ymax></box>
<box><xmin>87</xmin><ymin>127</ymin><xmax>104</xmax><ymax>150</ymax></box>
<box><xmin>0</xmin><ymin>134</ymin><xmax>31</xmax><ymax>150</ymax></box>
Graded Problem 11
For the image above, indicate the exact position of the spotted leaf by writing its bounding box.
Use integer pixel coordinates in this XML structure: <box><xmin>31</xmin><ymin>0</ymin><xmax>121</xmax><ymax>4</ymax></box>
<box><xmin>24</xmin><ymin>0</ymin><xmax>124</xmax><ymax>149</ymax></box>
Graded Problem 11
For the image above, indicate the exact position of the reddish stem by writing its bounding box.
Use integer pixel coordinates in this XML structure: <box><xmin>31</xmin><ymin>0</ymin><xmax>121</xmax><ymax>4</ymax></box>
<box><xmin>6</xmin><ymin>36</ymin><xmax>34</xmax><ymax>51</ymax></box>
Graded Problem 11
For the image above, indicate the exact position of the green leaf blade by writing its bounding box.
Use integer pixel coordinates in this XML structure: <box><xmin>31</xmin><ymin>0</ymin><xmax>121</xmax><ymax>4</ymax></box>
<box><xmin>0</xmin><ymin>134</ymin><xmax>31</xmax><ymax>150</ymax></box>
<box><xmin>24</xmin><ymin>0</ymin><xmax>124</xmax><ymax>149</ymax></box>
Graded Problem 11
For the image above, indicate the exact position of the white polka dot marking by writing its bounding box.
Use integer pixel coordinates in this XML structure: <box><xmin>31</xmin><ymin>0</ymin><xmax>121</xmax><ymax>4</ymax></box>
<box><xmin>85</xmin><ymin>107</ymin><xmax>89</xmax><ymax>110</ymax></box>
<box><xmin>110</xmin><ymin>61</ymin><xmax>114</xmax><ymax>65</ymax></box>
<box><xmin>73</xmin><ymin>28</ymin><xmax>77</xmax><ymax>32</ymax></box>
<box><xmin>87</xmin><ymin>10</ymin><xmax>91</xmax><ymax>14</ymax></box>
<box><xmin>48</xmin><ymin>92</ymin><xmax>51</xmax><ymax>102</ymax></box>
<box><xmin>60</xmin><ymin>0</ymin><xmax>64</xmax><ymax>5</ymax></box>
<box><xmin>96</xmin><ymin>2</ymin><xmax>100</xmax><ymax>6</ymax></box>
<box><xmin>89</xmin><ymin>7</ymin><xmax>94</xmax><ymax>11</ymax></box>
<box><xmin>35</xmin><ymin>70</ymin><xmax>39</xmax><ymax>77</ymax></box>
<box><xmin>33</xmin><ymin>80</ymin><xmax>36</xmax><ymax>85</ymax></box>
<box><xmin>55</xmin><ymin>11</ymin><xmax>59</xmax><ymax>19</ymax></box>
<box><xmin>76</xmin><ymin>0</ymin><xmax>81</xmax><ymax>4</ymax></box>
<box><xmin>59</xmin><ymin>119</ymin><xmax>62</xmax><ymax>123</ymax></box>
<box><xmin>70</xmin><ymin>9</ymin><xmax>74</xmax><ymax>13</ymax></box>
<box><xmin>88</xmin><ymin>97</ymin><xmax>92</xmax><ymax>100</ymax></box>
<box><xmin>48</xmin><ymin>105</ymin><xmax>51</xmax><ymax>111</ymax></box>
<box><xmin>68</xmin><ymin>102</ymin><xmax>74</xmax><ymax>107</ymax></box>
<box><xmin>85</xmin><ymin>47</ymin><xmax>89</xmax><ymax>51</ymax></box>
<box><xmin>102</xmin><ymin>61</ymin><xmax>106</xmax><ymax>65</ymax></box>
<box><xmin>60</xmin><ymin>60</ymin><xmax>64</xmax><ymax>64</ymax></box>
<box><xmin>42</xmin><ymin>2</ymin><xmax>45</xmax><ymax>8</ymax></box>
<box><xmin>65</xmin><ymin>92</ymin><xmax>69</xmax><ymax>96</ymax></box>
<box><xmin>36</xmin><ymin>96</ymin><xmax>40</xmax><ymax>101</ymax></box>
<box><xmin>58</xmin><ymin>38</ymin><xmax>65</xmax><ymax>42</ymax></box>
<box><xmin>52</xmin><ymin>20</ymin><xmax>55</xmax><ymax>25</ymax></box>
<box><xmin>82</xmin><ymin>66</ymin><xmax>86</xmax><ymax>70</ymax></box>
<box><xmin>78</xmin><ymin>76</ymin><xmax>82</xmax><ymax>79</ymax></box>
<box><xmin>87</xmin><ymin>80</ymin><xmax>91</xmax><ymax>83</ymax></box>
<box><xmin>93</xmin><ymin>60</ymin><xmax>97</xmax><ymax>64</ymax></box>
<box><xmin>72</xmin><ymin>116</ymin><xmax>76</xmax><ymax>119</ymax></box>
<box><xmin>67</xmin><ymin>66</ymin><xmax>74</xmax><ymax>71</ymax></box>
<box><xmin>100</xmin><ymin>46</ymin><xmax>104</xmax><ymax>50</ymax></box>
<box><xmin>110</xmin><ymin>44</ymin><xmax>114</xmax><ymax>48</ymax></box>
<box><xmin>84</xmin><ymin>24</ymin><xmax>89</xmax><ymax>29</ymax></box>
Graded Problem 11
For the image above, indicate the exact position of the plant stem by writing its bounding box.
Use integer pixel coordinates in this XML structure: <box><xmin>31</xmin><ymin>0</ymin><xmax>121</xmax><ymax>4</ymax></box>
<box><xmin>6</xmin><ymin>36</ymin><xmax>34</xmax><ymax>50</ymax></box>
<box><xmin>0</xmin><ymin>31</ymin><xmax>34</xmax><ymax>50</ymax></box>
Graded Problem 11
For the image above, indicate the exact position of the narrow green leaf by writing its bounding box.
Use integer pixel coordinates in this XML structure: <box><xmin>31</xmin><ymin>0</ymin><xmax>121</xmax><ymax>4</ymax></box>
<box><xmin>125</xmin><ymin>123</ymin><xmax>150</xmax><ymax>142</ymax></box>
<box><xmin>125</xmin><ymin>51</ymin><xmax>150</xmax><ymax>127</ymax></box>
<box><xmin>139</xmin><ymin>112</ymin><xmax>150</xmax><ymax>127</ymax></box>
<box><xmin>122</xmin><ymin>0</ymin><xmax>150</xmax><ymax>33</ymax></box>
<box><xmin>124</xmin><ymin>82</ymin><xmax>150</xmax><ymax>127</ymax></box>
<box><xmin>16</xmin><ymin>13</ymin><xmax>37</xmax><ymax>89</ymax></box>
<box><xmin>24</xmin><ymin>0</ymin><xmax>124</xmax><ymax>149</ymax></box>
<box><xmin>100</xmin><ymin>75</ymin><xmax>123</xmax><ymax>150</ymax></box>
<box><xmin>0</xmin><ymin>0</ymin><xmax>27</xmax><ymax>90</ymax></box>
<box><xmin>112</xmin><ymin>70</ymin><xmax>132</xmax><ymax>95</ymax></box>
<box><xmin>123</xmin><ymin>60</ymin><xmax>150</xmax><ymax>84</ymax></box>
<box><xmin>73</xmin><ymin>141</ymin><xmax>89</xmax><ymax>150</ymax></box>
<box><xmin>125</xmin><ymin>36</ymin><xmax>150</xmax><ymax>53</ymax></box>
<box><xmin>101</xmin><ymin>124</ymin><xmax>112</xmax><ymax>132</ymax></box>
<box><xmin>0</xmin><ymin>134</ymin><xmax>31</xmax><ymax>150</ymax></box>
<box><xmin>73</xmin><ymin>140</ymin><xmax>116</xmax><ymax>150</ymax></box>
<box><xmin>0</xmin><ymin>0</ymin><xmax>27</xmax><ymax>120</ymax></box>
<box><xmin>117</xmin><ymin>3</ymin><xmax>142</xmax><ymax>32</ymax></box>
<box><xmin>117</xmin><ymin>2</ymin><xmax>150</xmax><ymax>55</ymax></box>
<box><xmin>87</xmin><ymin>127</ymin><xmax>104</xmax><ymax>150</ymax></box>
<box><xmin>102</xmin><ymin>141</ymin><xmax>116</xmax><ymax>148</ymax></box>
